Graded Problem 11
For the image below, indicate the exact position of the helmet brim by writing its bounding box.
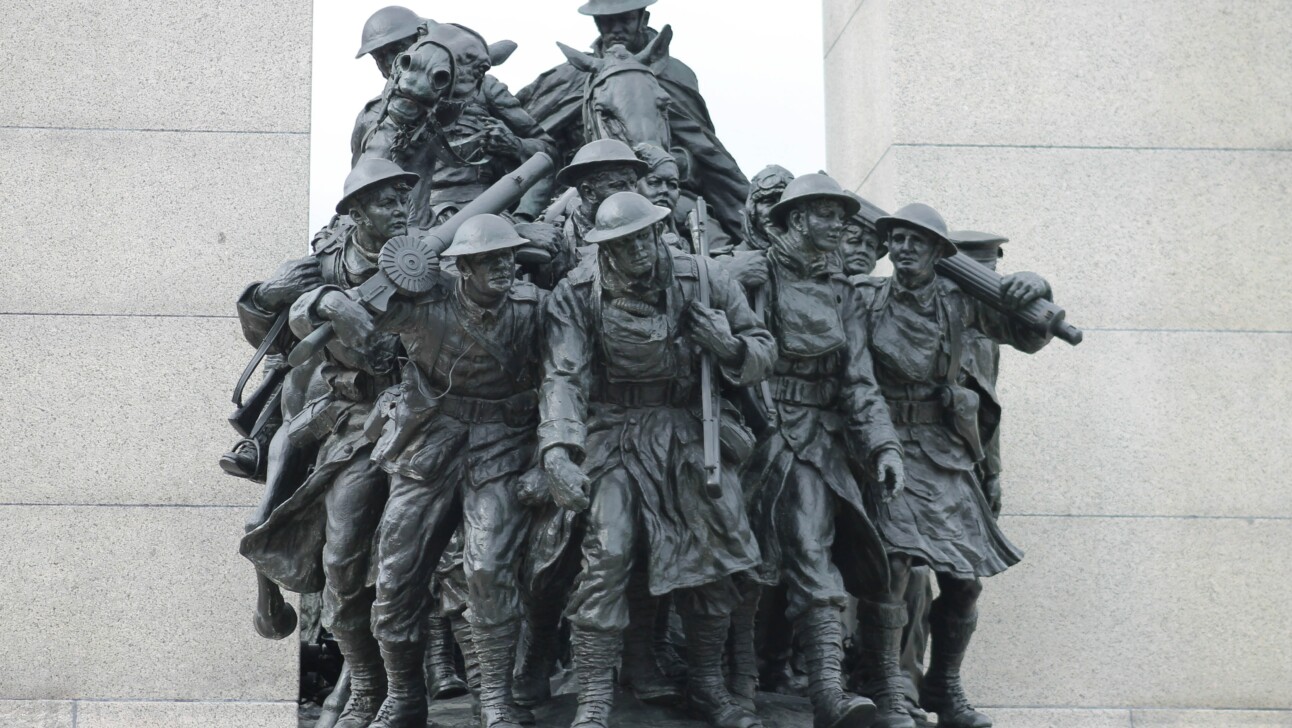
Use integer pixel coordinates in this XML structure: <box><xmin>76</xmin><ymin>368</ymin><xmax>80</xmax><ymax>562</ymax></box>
<box><xmin>583</xmin><ymin>204</ymin><xmax>671</xmax><ymax>244</ymax></box>
<box><xmin>336</xmin><ymin>171</ymin><xmax>420</xmax><ymax>214</ymax></box>
<box><xmin>769</xmin><ymin>191</ymin><xmax>862</xmax><ymax>227</ymax></box>
<box><xmin>555</xmin><ymin>158</ymin><xmax>649</xmax><ymax>188</ymax></box>
<box><xmin>875</xmin><ymin>215</ymin><xmax>957</xmax><ymax>257</ymax></box>
<box><xmin>578</xmin><ymin>0</ymin><xmax>658</xmax><ymax>16</ymax></box>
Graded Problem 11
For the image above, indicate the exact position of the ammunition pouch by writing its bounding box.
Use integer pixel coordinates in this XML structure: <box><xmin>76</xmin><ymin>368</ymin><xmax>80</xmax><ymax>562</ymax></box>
<box><xmin>285</xmin><ymin>397</ymin><xmax>347</xmax><ymax>447</ymax></box>
<box><xmin>941</xmin><ymin>384</ymin><xmax>985</xmax><ymax>463</ymax></box>
<box><xmin>719</xmin><ymin>414</ymin><xmax>755</xmax><ymax>464</ymax></box>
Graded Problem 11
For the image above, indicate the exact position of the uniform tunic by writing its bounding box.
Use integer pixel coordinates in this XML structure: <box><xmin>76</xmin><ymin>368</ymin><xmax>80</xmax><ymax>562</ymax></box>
<box><xmin>539</xmin><ymin>248</ymin><xmax>774</xmax><ymax>631</ymax></box>
<box><xmin>365</xmin><ymin>274</ymin><xmax>546</xmax><ymax>641</ymax></box>
<box><xmin>862</xmin><ymin>276</ymin><xmax>1046</xmax><ymax>579</ymax></box>
<box><xmin>743</xmin><ymin>248</ymin><xmax>899</xmax><ymax>619</ymax></box>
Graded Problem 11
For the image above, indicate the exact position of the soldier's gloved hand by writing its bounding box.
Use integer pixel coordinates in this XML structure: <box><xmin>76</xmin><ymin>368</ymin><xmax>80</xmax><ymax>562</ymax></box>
<box><xmin>484</xmin><ymin>120</ymin><xmax>524</xmax><ymax>159</ymax></box>
<box><xmin>513</xmin><ymin>222</ymin><xmax>564</xmax><ymax>257</ymax></box>
<box><xmin>317</xmin><ymin>291</ymin><xmax>377</xmax><ymax>350</ymax></box>
<box><xmin>517</xmin><ymin>467</ymin><xmax>553</xmax><ymax>508</ymax></box>
<box><xmin>722</xmin><ymin>250</ymin><xmax>769</xmax><ymax>289</ymax></box>
<box><xmin>254</xmin><ymin>257</ymin><xmax>323</xmax><ymax>311</ymax></box>
<box><xmin>686</xmin><ymin>301</ymin><xmax>744</xmax><ymax>364</ymax></box>
<box><xmin>1000</xmin><ymin>272</ymin><xmax>1051</xmax><ymax>310</ymax></box>
<box><xmin>983</xmin><ymin>474</ymin><xmax>1003</xmax><ymax>519</ymax></box>
<box><xmin>543</xmin><ymin>447</ymin><xmax>590</xmax><ymax>513</ymax></box>
<box><xmin>875</xmin><ymin>448</ymin><xmax>905</xmax><ymax>503</ymax></box>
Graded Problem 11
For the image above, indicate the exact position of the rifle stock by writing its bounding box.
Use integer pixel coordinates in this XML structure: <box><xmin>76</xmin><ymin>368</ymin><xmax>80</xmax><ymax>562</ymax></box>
<box><xmin>688</xmin><ymin>198</ymin><xmax>723</xmax><ymax>499</ymax></box>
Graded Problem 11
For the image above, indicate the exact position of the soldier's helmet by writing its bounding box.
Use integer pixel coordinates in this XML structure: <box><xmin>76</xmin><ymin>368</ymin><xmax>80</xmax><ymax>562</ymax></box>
<box><xmin>875</xmin><ymin>203</ymin><xmax>958</xmax><ymax>257</ymax></box>
<box><xmin>950</xmin><ymin>230</ymin><xmax>1008</xmax><ymax>267</ymax></box>
<box><xmin>336</xmin><ymin>158</ymin><xmax>420</xmax><ymax>214</ymax></box>
<box><xmin>768</xmin><ymin>172</ymin><xmax>861</xmax><ymax>226</ymax></box>
<box><xmin>748</xmin><ymin>165</ymin><xmax>794</xmax><ymax>204</ymax></box>
<box><xmin>578</xmin><ymin>0</ymin><xmax>657</xmax><ymax>16</ymax></box>
<box><xmin>584</xmin><ymin>191</ymin><xmax>671</xmax><ymax>244</ymax></box>
<box><xmin>356</xmin><ymin>6</ymin><xmax>423</xmax><ymax>59</ymax></box>
<box><xmin>441</xmin><ymin>214</ymin><xmax>530</xmax><ymax>258</ymax></box>
<box><xmin>556</xmin><ymin>139</ymin><xmax>650</xmax><ymax>187</ymax></box>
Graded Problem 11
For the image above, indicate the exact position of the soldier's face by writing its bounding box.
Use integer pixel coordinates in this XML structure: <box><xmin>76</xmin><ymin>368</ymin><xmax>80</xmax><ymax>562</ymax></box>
<box><xmin>595</xmin><ymin>11</ymin><xmax>647</xmax><ymax>52</ymax></box>
<box><xmin>636</xmin><ymin>162</ymin><xmax>681</xmax><ymax>210</ymax></box>
<box><xmin>459</xmin><ymin>249</ymin><xmax>516</xmax><ymax>300</ymax></box>
<box><xmin>793</xmin><ymin>201</ymin><xmax>847</xmax><ymax>253</ymax></box>
<box><xmin>606</xmin><ymin>227</ymin><xmax>658</xmax><ymax>276</ymax></box>
<box><xmin>753</xmin><ymin>194</ymin><xmax>783</xmax><ymax>237</ymax></box>
<box><xmin>352</xmin><ymin>184</ymin><xmax>410</xmax><ymax>243</ymax></box>
<box><xmin>841</xmin><ymin>222</ymin><xmax>881</xmax><ymax>276</ymax></box>
<box><xmin>582</xmin><ymin>168</ymin><xmax>640</xmax><ymax>211</ymax></box>
<box><xmin>372</xmin><ymin>37</ymin><xmax>416</xmax><ymax>79</ymax></box>
<box><xmin>889</xmin><ymin>226</ymin><xmax>940</xmax><ymax>280</ymax></box>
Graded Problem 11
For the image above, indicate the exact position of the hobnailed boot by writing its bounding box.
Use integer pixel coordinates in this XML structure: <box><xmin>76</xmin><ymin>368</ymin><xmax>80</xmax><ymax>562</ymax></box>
<box><xmin>513</xmin><ymin>604</ymin><xmax>560</xmax><ymax>707</ymax></box>
<box><xmin>424</xmin><ymin>614</ymin><xmax>469</xmax><ymax>700</ymax></box>
<box><xmin>727</xmin><ymin>585</ymin><xmax>761</xmax><ymax>711</ymax></box>
<box><xmin>653</xmin><ymin>597</ymin><xmax>688</xmax><ymax>680</ymax></box>
<box><xmin>369</xmin><ymin>641</ymin><xmax>427</xmax><ymax>728</ymax></box>
<box><xmin>683</xmin><ymin>614</ymin><xmax>762</xmax><ymax>728</ymax></box>
<box><xmin>331</xmin><ymin>630</ymin><xmax>387</xmax><ymax>728</ymax></box>
<box><xmin>920</xmin><ymin>606</ymin><xmax>991</xmax><ymax>728</ymax></box>
<box><xmin>796</xmin><ymin>607</ymin><xmax>876</xmax><ymax>728</ymax></box>
<box><xmin>475</xmin><ymin>620</ymin><xmax>533</xmax><ymax>728</ymax></box>
<box><xmin>569</xmin><ymin>627</ymin><xmax>620</xmax><ymax>728</ymax></box>
<box><xmin>621</xmin><ymin>576</ymin><xmax>684</xmax><ymax>704</ymax></box>
<box><xmin>856</xmin><ymin>601</ymin><xmax>916</xmax><ymax>728</ymax></box>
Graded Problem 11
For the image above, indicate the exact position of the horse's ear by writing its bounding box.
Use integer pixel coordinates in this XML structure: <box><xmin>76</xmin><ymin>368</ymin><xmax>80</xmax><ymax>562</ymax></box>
<box><xmin>636</xmin><ymin>24</ymin><xmax>673</xmax><ymax>66</ymax></box>
<box><xmin>489</xmin><ymin>40</ymin><xmax>518</xmax><ymax>66</ymax></box>
<box><xmin>558</xmin><ymin>42</ymin><xmax>604</xmax><ymax>74</ymax></box>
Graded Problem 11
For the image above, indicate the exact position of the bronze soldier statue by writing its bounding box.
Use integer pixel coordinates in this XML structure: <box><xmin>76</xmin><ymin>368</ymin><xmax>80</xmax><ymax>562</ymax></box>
<box><xmin>740</xmin><ymin>165</ymin><xmax>794</xmax><ymax>253</ymax></box>
<box><xmin>854</xmin><ymin>204</ymin><xmax>1054</xmax><ymax>728</ymax></box>
<box><xmin>239</xmin><ymin>158</ymin><xmax>418</xmax><ymax>728</ymax></box>
<box><xmin>299</xmin><ymin>215</ymin><xmax>547</xmax><ymax>728</ymax></box>
<box><xmin>539</xmin><ymin>191</ymin><xmax>776</xmax><ymax>728</ymax></box>
<box><xmin>542</xmin><ymin>138</ymin><xmax>648</xmax><ymax>254</ymax></box>
<box><xmin>739</xmin><ymin>173</ymin><xmax>905</xmax><ymax>728</ymax></box>
<box><xmin>518</xmin><ymin>0</ymin><xmax>751</xmax><ymax>243</ymax></box>
<box><xmin>351</xmin><ymin>6</ymin><xmax>424</xmax><ymax>158</ymax></box>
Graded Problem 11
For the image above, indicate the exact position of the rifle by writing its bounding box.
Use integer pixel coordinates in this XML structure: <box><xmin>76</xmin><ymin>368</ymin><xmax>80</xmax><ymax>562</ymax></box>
<box><xmin>687</xmin><ymin>197</ymin><xmax>724</xmax><ymax>499</ymax></box>
<box><xmin>934</xmin><ymin>252</ymin><xmax>1083</xmax><ymax>346</ymax></box>
<box><xmin>288</xmin><ymin>152</ymin><xmax>555</xmax><ymax>367</ymax></box>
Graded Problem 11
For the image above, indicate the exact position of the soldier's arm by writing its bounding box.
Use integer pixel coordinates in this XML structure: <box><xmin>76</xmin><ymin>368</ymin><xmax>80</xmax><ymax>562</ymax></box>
<box><xmin>963</xmin><ymin>275</ymin><xmax>1052</xmax><ymax>354</ymax></box>
<box><xmin>537</xmin><ymin>280</ymin><xmax>592</xmax><ymax>461</ymax></box>
<box><xmin>840</xmin><ymin>283</ymin><xmax>901</xmax><ymax>463</ymax></box>
<box><xmin>706</xmin><ymin>259</ymin><xmax>776</xmax><ymax>386</ymax></box>
<box><xmin>235</xmin><ymin>282</ymin><xmax>281</xmax><ymax>349</ymax></box>
<box><xmin>483</xmin><ymin>76</ymin><xmax>559</xmax><ymax>162</ymax></box>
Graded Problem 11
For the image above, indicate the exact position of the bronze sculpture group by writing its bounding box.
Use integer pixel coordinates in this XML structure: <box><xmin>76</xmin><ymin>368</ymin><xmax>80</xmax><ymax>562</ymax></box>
<box><xmin>220</xmin><ymin>3</ymin><xmax>1082</xmax><ymax>728</ymax></box>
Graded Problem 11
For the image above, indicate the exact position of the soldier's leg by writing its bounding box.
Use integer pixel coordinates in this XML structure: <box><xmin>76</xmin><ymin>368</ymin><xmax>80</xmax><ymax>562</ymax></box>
<box><xmin>779</xmin><ymin>466</ymin><xmax>878</xmax><ymax>728</ymax></box>
<box><xmin>514</xmin><ymin>513</ymin><xmax>582</xmax><ymax>708</ymax></box>
<box><xmin>369</xmin><ymin>473</ymin><xmax>463</xmax><ymax>728</ymax></box>
<box><xmin>565</xmin><ymin>466</ymin><xmax>639</xmax><ymax>728</ymax></box>
<box><xmin>321</xmin><ymin>453</ymin><xmax>389</xmax><ymax>728</ymax></box>
<box><xmin>727</xmin><ymin>572</ymin><xmax>761</xmax><ymax>708</ymax></box>
<box><xmin>856</xmin><ymin>554</ymin><xmax>918</xmax><ymax>728</ymax></box>
<box><xmin>424</xmin><ymin>573</ymin><xmax>468</xmax><ymax>701</ymax></box>
<box><xmin>248</xmin><ymin>426</ymin><xmax>307</xmax><ymax>640</ymax></box>
<box><xmin>463</xmin><ymin>475</ymin><xmax>536</xmax><ymax>728</ymax></box>
<box><xmin>674</xmin><ymin>579</ymin><xmax>761</xmax><ymax>728</ymax></box>
<box><xmin>920</xmin><ymin>574</ymin><xmax>990</xmax><ymax>728</ymax></box>
<box><xmin>620</xmin><ymin>565</ymin><xmax>684</xmax><ymax>703</ymax></box>
<box><xmin>898</xmin><ymin>566</ymin><xmax>933</xmax><ymax>724</ymax></box>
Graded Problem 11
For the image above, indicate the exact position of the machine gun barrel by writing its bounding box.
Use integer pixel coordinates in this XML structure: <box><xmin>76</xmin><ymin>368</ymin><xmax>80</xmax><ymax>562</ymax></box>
<box><xmin>934</xmin><ymin>252</ymin><xmax>1083</xmax><ymax>346</ymax></box>
<box><xmin>288</xmin><ymin>152</ymin><xmax>555</xmax><ymax>367</ymax></box>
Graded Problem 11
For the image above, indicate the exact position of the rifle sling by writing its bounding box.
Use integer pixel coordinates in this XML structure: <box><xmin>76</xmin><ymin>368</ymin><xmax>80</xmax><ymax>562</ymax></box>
<box><xmin>233</xmin><ymin>309</ymin><xmax>289</xmax><ymax>406</ymax></box>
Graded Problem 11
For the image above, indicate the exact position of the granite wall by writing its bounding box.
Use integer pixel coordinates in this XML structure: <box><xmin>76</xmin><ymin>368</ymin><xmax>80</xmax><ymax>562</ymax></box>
<box><xmin>0</xmin><ymin>1</ymin><xmax>312</xmax><ymax>725</ymax></box>
<box><xmin>822</xmin><ymin>1</ymin><xmax>1291</xmax><ymax>726</ymax></box>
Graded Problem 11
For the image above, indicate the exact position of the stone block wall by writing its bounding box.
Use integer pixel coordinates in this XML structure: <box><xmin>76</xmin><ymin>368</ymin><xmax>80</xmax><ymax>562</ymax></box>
<box><xmin>823</xmin><ymin>1</ymin><xmax>1291</xmax><ymax>725</ymax></box>
<box><xmin>0</xmin><ymin>1</ymin><xmax>312</xmax><ymax>725</ymax></box>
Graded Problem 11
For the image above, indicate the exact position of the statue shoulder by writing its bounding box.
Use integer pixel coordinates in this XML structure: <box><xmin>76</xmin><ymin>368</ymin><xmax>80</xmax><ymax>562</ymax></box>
<box><xmin>671</xmin><ymin>250</ymin><xmax>702</xmax><ymax>280</ymax></box>
<box><xmin>311</xmin><ymin>215</ymin><xmax>354</xmax><ymax>255</ymax></box>
<box><xmin>508</xmin><ymin>279</ymin><xmax>542</xmax><ymax>303</ymax></box>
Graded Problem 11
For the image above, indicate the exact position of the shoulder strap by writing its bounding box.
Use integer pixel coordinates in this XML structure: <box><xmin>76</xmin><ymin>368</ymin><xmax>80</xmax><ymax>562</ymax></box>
<box><xmin>940</xmin><ymin>293</ymin><xmax>965</xmax><ymax>385</ymax></box>
<box><xmin>231</xmin><ymin>310</ymin><xmax>289</xmax><ymax>406</ymax></box>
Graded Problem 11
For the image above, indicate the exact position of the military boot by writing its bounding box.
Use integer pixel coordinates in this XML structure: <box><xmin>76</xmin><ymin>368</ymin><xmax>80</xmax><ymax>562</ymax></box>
<box><xmin>920</xmin><ymin>606</ymin><xmax>991</xmax><ymax>728</ymax></box>
<box><xmin>513</xmin><ymin>603</ymin><xmax>560</xmax><ymax>707</ymax></box>
<box><xmin>726</xmin><ymin>584</ymin><xmax>761</xmax><ymax>711</ymax></box>
<box><xmin>449</xmin><ymin>613</ymin><xmax>487</xmax><ymax>723</ymax></box>
<box><xmin>369</xmin><ymin>641</ymin><xmax>427</xmax><ymax>728</ymax></box>
<box><xmin>569</xmin><ymin>627</ymin><xmax>620</xmax><ymax>728</ymax></box>
<box><xmin>331</xmin><ymin>629</ymin><xmax>387</xmax><ymax>728</ymax></box>
<box><xmin>474</xmin><ymin>619</ymin><xmax>536</xmax><ymax>728</ymax></box>
<box><xmin>621</xmin><ymin>576</ymin><xmax>683</xmax><ymax>704</ymax></box>
<box><xmin>424</xmin><ymin>613</ymin><xmax>468</xmax><ymax>700</ymax></box>
<box><xmin>855</xmin><ymin>601</ymin><xmax>916</xmax><ymax>728</ymax></box>
<box><xmin>796</xmin><ymin>607</ymin><xmax>876</xmax><ymax>728</ymax></box>
<box><xmin>683</xmin><ymin>614</ymin><xmax>762</xmax><ymax>728</ymax></box>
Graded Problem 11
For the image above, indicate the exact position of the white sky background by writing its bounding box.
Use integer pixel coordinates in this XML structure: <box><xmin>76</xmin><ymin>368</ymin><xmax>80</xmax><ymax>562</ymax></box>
<box><xmin>308</xmin><ymin>0</ymin><xmax>826</xmax><ymax>234</ymax></box>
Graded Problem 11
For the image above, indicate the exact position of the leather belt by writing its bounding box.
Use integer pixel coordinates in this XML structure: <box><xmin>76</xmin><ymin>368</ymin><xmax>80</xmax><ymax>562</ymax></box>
<box><xmin>888</xmin><ymin>398</ymin><xmax>944</xmax><ymax>425</ymax></box>
<box><xmin>771</xmin><ymin>376</ymin><xmax>838</xmax><ymax>408</ymax></box>
<box><xmin>438</xmin><ymin>391</ymin><xmax>537</xmax><ymax>425</ymax></box>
